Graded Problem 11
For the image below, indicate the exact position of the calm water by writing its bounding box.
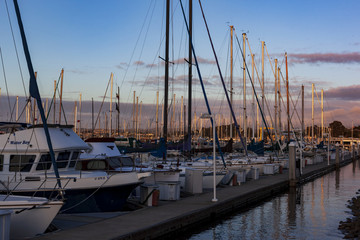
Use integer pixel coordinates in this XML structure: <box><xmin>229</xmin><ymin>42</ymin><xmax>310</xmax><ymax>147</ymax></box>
<box><xmin>188</xmin><ymin>160</ymin><xmax>360</xmax><ymax>240</ymax></box>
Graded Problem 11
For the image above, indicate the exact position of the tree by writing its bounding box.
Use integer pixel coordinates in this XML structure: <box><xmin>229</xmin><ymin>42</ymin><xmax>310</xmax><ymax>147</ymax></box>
<box><xmin>329</xmin><ymin>121</ymin><xmax>346</xmax><ymax>137</ymax></box>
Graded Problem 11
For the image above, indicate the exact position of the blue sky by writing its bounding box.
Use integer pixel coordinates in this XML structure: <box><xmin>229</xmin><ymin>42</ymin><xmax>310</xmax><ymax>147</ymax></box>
<box><xmin>0</xmin><ymin>0</ymin><xmax>359</xmax><ymax>128</ymax></box>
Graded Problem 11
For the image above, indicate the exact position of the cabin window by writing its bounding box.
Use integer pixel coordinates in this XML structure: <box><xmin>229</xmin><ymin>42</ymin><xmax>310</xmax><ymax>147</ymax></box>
<box><xmin>87</xmin><ymin>160</ymin><xmax>106</xmax><ymax>170</ymax></box>
<box><xmin>0</xmin><ymin>155</ymin><xmax>3</xmax><ymax>171</ymax></box>
<box><xmin>57</xmin><ymin>151</ymin><xmax>70</xmax><ymax>168</ymax></box>
<box><xmin>36</xmin><ymin>154</ymin><xmax>52</xmax><ymax>170</ymax></box>
<box><xmin>69</xmin><ymin>151</ymin><xmax>80</xmax><ymax>168</ymax></box>
<box><xmin>9</xmin><ymin>155</ymin><xmax>36</xmax><ymax>172</ymax></box>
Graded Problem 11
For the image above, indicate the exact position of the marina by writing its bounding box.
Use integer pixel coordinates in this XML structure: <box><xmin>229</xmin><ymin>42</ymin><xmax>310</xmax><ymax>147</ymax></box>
<box><xmin>0</xmin><ymin>0</ymin><xmax>359</xmax><ymax>239</ymax></box>
<box><xmin>30</xmin><ymin>153</ymin><xmax>356</xmax><ymax>239</ymax></box>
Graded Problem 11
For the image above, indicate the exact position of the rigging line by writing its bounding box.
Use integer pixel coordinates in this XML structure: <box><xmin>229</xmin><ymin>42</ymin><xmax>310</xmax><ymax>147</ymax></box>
<box><xmin>264</xmin><ymin>44</ymin><xmax>277</xmax><ymax>80</ymax></box>
<box><xmin>125</xmin><ymin>1</ymin><xmax>157</xmax><ymax>105</ymax></box>
<box><xmin>289</xmin><ymin>88</ymin><xmax>302</xmax><ymax>124</ymax></box>
<box><xmin>0</xmin><ymin>48</ymin><xmax>14</xmax><ymax>122</ymax></box>
<box><xmin>119</xmin><ymin>0</ymin><xmax>155</xmax><ymax>90</ymax></box>
<box><xmin>4</xmin><ymin>0</ymin><xmax>27</xmax><ymax>97</ymax></box>
<box><xmin>196</xmin><ymin>0</ymin><xmax>249</xmax><ymax>160</ymax></box>
<box><xmin>278</xmin><ymin>70</ymin><xmax>302</xmax><ymax>124</ymax></box>
<box><xmin>234</xmin><ymin>33</ymin><xmax>281</xmax><ymax>158</ymax></box>
<box><xmin>46</xmin><ymin>72</ymin><xmax>62</xmax><ymax>120</ymax></box>
<box><xmin>179</xmin><ymin>0</ymin><xmax>227</xmax><ymax>167</ymax></box>
<box><xmin>243</xmin><ymin>36</ymin><xmax>282</xmax><ymax>149</ymax></box>
<box><xmin>94</xmin><ymin>75</ymin><xmax>112</xmax><ymax>131</ymax></box>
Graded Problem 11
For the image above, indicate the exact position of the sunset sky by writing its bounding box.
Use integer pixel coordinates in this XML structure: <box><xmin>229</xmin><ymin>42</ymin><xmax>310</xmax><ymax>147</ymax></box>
<box><xmin>0</xmin><ymin>0</ymin><xmax>359</xmax><ymax>129</ymax></box>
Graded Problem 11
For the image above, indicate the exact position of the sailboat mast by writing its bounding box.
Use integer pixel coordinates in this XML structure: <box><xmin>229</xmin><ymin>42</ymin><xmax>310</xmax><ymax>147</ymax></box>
<box><xmin>13</xmin><ymin>0</ymin><xmax>62</xmax><ymax>189</ymax></box>
<box><xmin>58</xmin><ymin>68</ymin><xmax>64</xmax><ymax>124</ymax></box>
<box><xmin>79</xmin><ymin>93</ymin><xmax>82</xmax><ymax>137</ymax></box>
<box><xmin>163</xmin><ymin>0</ymin><xmax>170</xmax><ymax>147</ymax></box>
<box><xmin>302</xmin><ymin>85</ymin><xmax>304</xmax><ymax>139</ymax></box>
<box><xmin>278</xmin><ymin>67</ymin><xmax>281</xmax><ymax>138</ymax></box>
<box><xmin>242</xmin><ymin>33</ymin><xmax>247</xmax><ymax>145</ymax></box>
<box><xmin>261</xmin><ymin>41</ymin><xmax>265</xmax><ymax>140</ymax></box>
<box><xmin>312</xmin><ymin>83</ymin><xmax>314</xmax><ymax>146</ymax></box>
<box><xmin>274</xmin><ymin>59</ymin><xmax>278</xmax><ymax>139</ymax></box>
<box><xmin>156</xmin><ymin>91</ymin><xmax>159</xmax><ymax>138</ymax></box>
<box><xmin>321</xmin><ymin>89</ymin><xmax>324</xmax><ymax>141</ymax></box>
<box><xmin>285</xmin><ymin>52</ymin><xmax>290</xmax><ymax>142</ymax></box>
<box><xmin>187</xmin><ymin>0</ymin><xmax>192</xmax><ymax>148</ymax></box>
<box><xmin>230</xmin><ymin>25</ymin><xmax>233</xmax><ymax>140</ymax></box>
<box><xmin>133</xmin><ymin>91</ymin><xmax>136</xmax><ymax>137</ymax></box>
<box><xmin>53</xmin><ymin>80</ymin><xmax>56</xmax><ymax>124</ymax></box>
<box><xmin>251</xmin><ymin>54</ymin><xmax>255</xmax><ymax>140</ymax></box>
<box><xmin>109</xmin><ymin>72</ymin><xmax>113</xmax><ymax>137</ymax></box>
<box><xmin>16</xmin><ymin>96</ymin><xmax>19</xmax><ymax>121</ymax></box>
<box><xmin>74</xmin><ymin>101</ymin><xmax>77</xmax><ymax>133</ymax></box>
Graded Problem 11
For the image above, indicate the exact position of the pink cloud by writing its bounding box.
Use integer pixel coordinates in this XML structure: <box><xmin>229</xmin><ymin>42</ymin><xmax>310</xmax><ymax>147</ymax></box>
<box><xmin>326</xmin><ymin>85</ymin><xmax>360</xmax><ymax>100</ymax></box>
<box><xmin>289</xmin><ymin>52</ymin><xmax>360</xmax><ymax>64</ymax></box>
<box><xmin>133</xmin><ymin>61</ymin><xmax>145</xmax><ymax>66</ymax></box>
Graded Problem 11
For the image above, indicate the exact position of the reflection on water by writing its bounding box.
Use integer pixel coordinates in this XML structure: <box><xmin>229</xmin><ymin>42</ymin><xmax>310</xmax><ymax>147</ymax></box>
<box><xmin>189</xmin><ymin>160</ymin><xmax>360</xmax><ymax>240</ymax></box>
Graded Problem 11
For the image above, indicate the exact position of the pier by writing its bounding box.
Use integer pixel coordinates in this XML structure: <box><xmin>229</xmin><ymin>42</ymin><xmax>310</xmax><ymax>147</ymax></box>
<box><xmin>33</xmin><ymin>155</ymin><xmax>356</xmax><ymax>240</ymax></box>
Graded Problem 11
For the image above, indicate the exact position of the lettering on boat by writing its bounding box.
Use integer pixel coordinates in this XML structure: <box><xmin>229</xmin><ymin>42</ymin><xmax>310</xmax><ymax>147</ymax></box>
<box><xmin>9</xmin><ymin>140</ymin><xmax>30</xmax><ymax>145</ymax></box>
<box><xmin>95</xmin><ymin>176</ymin><xmax>106</xmax><ymax>180</ymax></box>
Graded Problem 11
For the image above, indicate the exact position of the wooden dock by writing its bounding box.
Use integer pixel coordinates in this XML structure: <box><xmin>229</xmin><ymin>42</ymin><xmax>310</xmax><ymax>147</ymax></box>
<box><xmin>33</xmin><ymin>157</ymin><xmax>355</xmax><ymax>240</ymax></box>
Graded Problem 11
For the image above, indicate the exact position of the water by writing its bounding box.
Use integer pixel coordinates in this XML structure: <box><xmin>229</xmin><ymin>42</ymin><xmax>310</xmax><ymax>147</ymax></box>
<box><xmin>188</xmin><ymin>161</ymin><xmax>360</xmax><ymax>240</ymax></box>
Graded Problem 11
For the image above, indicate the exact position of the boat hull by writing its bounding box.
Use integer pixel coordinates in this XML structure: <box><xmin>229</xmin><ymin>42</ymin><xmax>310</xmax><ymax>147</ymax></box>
<box><xmin>0</xmin><ymin>195</ymin><xmax>63</xmax><ymax>238</ymax></box>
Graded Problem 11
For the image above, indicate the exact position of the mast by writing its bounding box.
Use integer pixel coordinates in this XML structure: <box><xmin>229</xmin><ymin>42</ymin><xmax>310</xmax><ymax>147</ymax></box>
<box><xmin>13</xmin><ymin>95</ymin><xmax>18</xmax><ymax>121</ymax></box>
<box><xmin>139</xmin><ymin>101</ymin><xmax>143</xmax><ymax>140</ymax></box>
<box><xmin>230</xmin><ymin>25</ymin><xmax>233</xmax><ymax>140</ymax></box>
<box><xmin>285</xmin><ymin>52</ymin><xmax>290</xmax><ymax>142</ymax></box>
<box><xmin>13</xmin><ymin>0</ymin><xmax>62</xmax><ymax>189</ymax></box>
<box><xmin>278</xmin><ymin>66</ymin><xmax>281</xmax><ymax>139</ymax></box>
<box><xmin>92</xmin><ymin>97</ymin><xmax>94</xmax><ymax>137</ymax></box>
<box><xmin>156</xmin><ymin>91</ymin><xmax>159</xmax><ymax>138</ymax></box>
<box><xmin>187</xmin><ymin>0</ymin><xmax>192</xmax><ymax>150</ymax></box>
<box><xmin>133</xmin><ymin>91</ymin><xmax>136</xmax><ymax>137</ymax></box>
<box><xmin>58</xmin><ymin>68</ymin><xmax>64</xmax><ymax>124</ymax></box>
<box><xmin>274</xmin><ymin>59</ymin><xmax>278</xmax><ymax>140</ymax></box>
<box><xmin>79</xmin><ymin>93</ymin><xmax>82</xmax><ymax>137</ymax></box>
<box><xmin>301</xmin><ymin>85</ymin><xmax>304</xmax><ymax>139</ymax></box>
<box><xmin>243</xmin><ymin>33</ymin><xmax>247</xmax><ymax>145</ymax></box>
<box><xmin>312</xmin><ymin>83</ymin><xmax>314</xmax><ymax>146</ymax></box>
<box><xmin>53</xmin><ymin>80</ymin><xmax>56</xmax><ymax>124</ymax></box>
<box><xmin>163</xmin><ymin>0</ymin><xmax>170</xmax><ymax>148</ymax></box>
<box><xmin>172</xmin><ymin>93</ymin><xmax>176</xmax><ymax>139</ymax></box>
<box><xmin>74</xmin><ymin>101</ymin><xmax>77</xmax><ymax>133</ymax></box>
<box><xmin>181</xmin><ymin>96</ymin><xmax>183</xmax><ymax>137</ymax></box>
<box><xmin>321</xmin><ymin>89</ymin><xmax>324</xmax><ymax>141</ymax></box>
<box><xmin>251</xmin><ymin>54</ymin><xmax>255</xmax><ymax>140</ymax></box>
<box><xmin>117</xmin><ymin>87</ymin><xmax>120</xmax><ymax>136</ymax></box>
<box><xmin>261</xmin><ymin>41</ymin><xmax>265</xmax><ymax>141</ymax></box>
<box><xmin>136</xmin><ymin>96</ymin><xmax>139</xmax><ymax>139</ymax></box>
<box><xmin>109</xmin><ymin>72</ymin><xmax>113</xmax><ymax>137</ymax></box>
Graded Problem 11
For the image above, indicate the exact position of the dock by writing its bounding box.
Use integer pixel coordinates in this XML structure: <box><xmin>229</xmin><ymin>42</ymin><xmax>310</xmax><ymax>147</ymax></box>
<box><xmin>33</xmin><ymin>157</ymin><xmax>355</xmax><ymax>240</ymax></box>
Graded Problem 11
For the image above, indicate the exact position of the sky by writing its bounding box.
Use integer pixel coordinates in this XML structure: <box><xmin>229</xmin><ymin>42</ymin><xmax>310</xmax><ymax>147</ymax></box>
<box><xmin>0</xmin><ymin>0</ymin><xmax>359</xmax><ymax>131</ymax></box>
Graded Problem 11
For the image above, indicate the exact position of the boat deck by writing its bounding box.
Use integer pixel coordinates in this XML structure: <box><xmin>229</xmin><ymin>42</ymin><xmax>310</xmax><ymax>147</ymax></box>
<box><xmin>33</xmin><ymin>158</ymin><xmax>354</xmax><ymax>240</ymax></box>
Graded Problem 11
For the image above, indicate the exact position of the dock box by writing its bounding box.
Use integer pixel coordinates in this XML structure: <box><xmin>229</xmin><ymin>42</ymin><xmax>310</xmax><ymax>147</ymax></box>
<box><xmin>157</xmin><ymin>181</ymin><xmax>180</xmax><ymax>201</ymax></box>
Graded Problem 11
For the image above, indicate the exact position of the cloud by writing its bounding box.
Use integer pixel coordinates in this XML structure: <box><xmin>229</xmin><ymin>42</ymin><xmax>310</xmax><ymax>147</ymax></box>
<box><xmin>67</xmin><ymin>69</ymin><xmax>87</xmax><ymax>75</ymax></box>
<box><xmin>289</xmin><ymin>52</ymin><xmax>360</xmax><ymax>64</ymax></box>
<box><xmin>325</xmin><ymin>85</ymin><xmax>360</xmax><ymax>101</ymax></box>
<box><xmin>115</xmin><ymin>62</ymin><xmax>128</xmax><ymax>69</ymax></box>
<box><xmin>146</xmin><ymin>63</ymin><xmax>157</xmax><ymax>68</ymax></box>
<box><xmin>133</xmin><ymin>61</ymin><xmax>145</xmax><ymax>66</ymax></box>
